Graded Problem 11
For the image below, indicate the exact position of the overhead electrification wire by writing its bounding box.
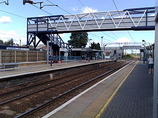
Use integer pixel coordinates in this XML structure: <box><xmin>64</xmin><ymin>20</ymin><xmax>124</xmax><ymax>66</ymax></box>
<box><xmin>112</xmin><ymin>0</ymin><xmax>135</xmax><ymax>42</ymax></box>
<box><xmin>78</xmin><ymin>0</ymin><xmax>119</xmax><ymax>41</ymax></box>
<box><xmin>89</xmin><ymin>32</ymin><xmax>114</xmax><ymax>41</ymax></box>
<box><xmin>31</xmin><ymin>4</ymin><xmax>53</xmax><ymax>15</ymax></box>
<box><xmin>0</xmin><ymin>9</ymin><xmax>27</xmax><ymax>40</ymax></box>
<box><xmin>0</xmin><ymin>9</ymin><xmax>26</xmax><ymax>19</ymax></box>
<box><xmin>45</xmin><ymin>0</ymin><xmax>109</xmax><ymax>41</ymax></box>
<box><xmin>0</xmin><ymin>3</ymin><xmax>52</xmax><ymax>18</ymax></box>
<box><xmin>46</xmin><ymin>0</ymin><xmax>114</xmax><ymax>42</ymax></box>
<box><xmin>46</xmin><ymin>0</ymin><xmax>73</xmax><ymax>15</ymax></box>
<box><xmin>46</xmin><ymin>0</ymin><xmax>118</xmax><ymax>41</ymax></box>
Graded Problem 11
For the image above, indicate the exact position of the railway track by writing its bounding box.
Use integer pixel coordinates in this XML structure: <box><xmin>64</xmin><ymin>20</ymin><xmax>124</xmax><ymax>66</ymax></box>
<box><xmin>0</xmin><ymin>61</ymin><xmax>130</xmax><ymax>118</ymax></box>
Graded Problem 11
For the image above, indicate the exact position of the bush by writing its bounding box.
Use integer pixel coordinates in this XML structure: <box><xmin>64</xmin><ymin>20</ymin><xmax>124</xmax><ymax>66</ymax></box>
<box><xmin>123</xmin><ymin>54</ymin><xmax>139</xmax><ymax>60</ymax></box>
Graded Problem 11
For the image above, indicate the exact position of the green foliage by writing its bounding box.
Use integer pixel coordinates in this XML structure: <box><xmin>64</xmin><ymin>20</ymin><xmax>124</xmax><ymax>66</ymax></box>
<box><xmin>5</xmin><ymin>38</ymin><xmax>14</xmax><ymax>46</ymax></box>
<box><xmin>68</xmin><ymin>32</ymin><xmax>88</xmax><ymax>48</ymax></box>
<box><xmin>0</xmin><ymin>38</ymin><xmax>15</xmax><ymax>46</ymax></box>
<box><xmin>123</xmin><ymin>54</ymin><xmax>139</xmax><ymax>60</ymax></box>
<box><xmin>0</xmin><ymin>39</ymin><xmax>4</xmax><ymax>44</ymax></box>
<box><xmin>90</xmin><ymin>42</ymin><xmax>101</xmax><ymax>50</ymax></box>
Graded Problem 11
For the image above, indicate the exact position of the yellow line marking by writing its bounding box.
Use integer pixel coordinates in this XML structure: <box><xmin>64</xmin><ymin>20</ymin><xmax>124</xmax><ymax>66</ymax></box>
<box><xmin>95</xmin><ymin>61</ymin><xmax>138</xmax><ymax>118</ymax></box>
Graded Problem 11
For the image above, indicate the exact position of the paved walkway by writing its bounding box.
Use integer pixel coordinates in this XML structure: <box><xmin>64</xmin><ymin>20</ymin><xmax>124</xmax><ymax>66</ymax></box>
<box><xmin>100</xmin><ymin>62</ymin><xmax>153</xmax><ymax>118</ymax></box>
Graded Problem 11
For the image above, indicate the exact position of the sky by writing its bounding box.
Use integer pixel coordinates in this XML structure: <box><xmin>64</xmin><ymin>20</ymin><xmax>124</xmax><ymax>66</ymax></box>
<box><xmin>0</xmin><ymin>0</ymin><xmax>156</xmax><ymax>47</ymax></box>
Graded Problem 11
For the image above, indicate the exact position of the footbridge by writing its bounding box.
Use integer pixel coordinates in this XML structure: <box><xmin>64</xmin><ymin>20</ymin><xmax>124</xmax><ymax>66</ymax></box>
<box><xmin>27</xmin><ymin>7</ymin><xmax>155</xmax><ymax>49</ymax></box>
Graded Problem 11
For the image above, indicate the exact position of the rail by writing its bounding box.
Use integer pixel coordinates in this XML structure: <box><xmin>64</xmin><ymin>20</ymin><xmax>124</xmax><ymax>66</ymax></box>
<box><xmin>13</xmin><ymin>62</ymin><xmax>128</xmax><ymax>117</ymax></box>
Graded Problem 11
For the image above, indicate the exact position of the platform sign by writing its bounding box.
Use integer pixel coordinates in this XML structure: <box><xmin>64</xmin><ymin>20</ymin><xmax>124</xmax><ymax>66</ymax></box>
<box><xmin>122</xmin><ymin>45</ymin><xmax>143</xmax><ymax>50</ymax></box>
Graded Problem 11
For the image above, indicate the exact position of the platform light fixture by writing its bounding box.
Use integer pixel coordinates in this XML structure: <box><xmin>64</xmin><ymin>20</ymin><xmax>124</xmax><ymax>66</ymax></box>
<box><xmin>101</xmin><ymin>36</ymin><xmax>104</xmax><ymax>49</ymax></box>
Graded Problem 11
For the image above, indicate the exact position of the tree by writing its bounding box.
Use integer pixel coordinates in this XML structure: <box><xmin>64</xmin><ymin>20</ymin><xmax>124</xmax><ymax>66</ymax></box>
<box><xmin>4</xmin><ymin>38</ymin><xmax>14</xmax><ymax>46</ymax></box>
<box><xmin>68</xmin><ymin>32</ymin><xmax>88</xmax><ymax>48</ymax></box>
<box><xmin>90</xmin><ymin>42</ymin><xmax>101</xmax><ymax>50</ymax></box>
<box><xmin>0</xmin><ymin>38</ymin><xmax>16</xmax><ymax>46</ymax></box>
<box><xmin>0</xmin><ymin>39</ymin><xmax>4</xmax><ymax>45</ymax></box>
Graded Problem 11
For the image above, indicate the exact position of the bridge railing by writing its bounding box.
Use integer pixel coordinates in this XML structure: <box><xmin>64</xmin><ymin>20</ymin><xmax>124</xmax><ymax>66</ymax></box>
<box><xmin>27</xmin><ymin>7</ymin><xmax>155</xmax><ymax>33</ymax></box>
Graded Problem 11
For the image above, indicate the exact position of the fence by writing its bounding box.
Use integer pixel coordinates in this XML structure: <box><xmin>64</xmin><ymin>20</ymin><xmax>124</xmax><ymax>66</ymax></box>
<box><xmin>0</xmin><ymin>50</ymin><xmax>46</xmax><ymax>63</ymax></box>
<box><xmin>50</xmin><ymin>56</ymin><xmax>81</xmax><ymax>61</ymax></box>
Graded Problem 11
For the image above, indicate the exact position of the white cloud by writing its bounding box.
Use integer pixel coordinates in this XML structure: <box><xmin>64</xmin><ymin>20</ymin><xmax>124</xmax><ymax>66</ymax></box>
<box><xmin>60</xmin><ymin>34</ymin><xmax>66</xmax><ymax>39</ymax></box>
<box><xmin>115</xmin><ymin>37</ymin><xmax>131</xmax><ymax>43</ymax></box>
<box><xmin>0</xmin><ymin>30</ymin><xmax>26</xmax><ymax>45</ymax></box>
<box><xmin>81</xmin><ymin>6</ymin><xmax>98</xmax><ymax>13</ymax></box>
<box><xmin>0</xmin><ymin>16</ymin><xmax>12</xmax><ymax>23</ymax></box>
<box><xmin>38</xmin><ymin>15</ymin><xmax>46</xmax><ymax>17</ymax></box>
<box><xmin>71</xmin><ymin>6</ymin><xmax>79</xmax><ymax>12</ymax></box>
<box><xmin>106</xmin><ymin>37</ymin><xmax>131</xmax><ymax>47</ymax></box>
<box><xmin>70</xmin><ymin>6</ymin><xmax>98</xmax><ymax>14</ymax></box>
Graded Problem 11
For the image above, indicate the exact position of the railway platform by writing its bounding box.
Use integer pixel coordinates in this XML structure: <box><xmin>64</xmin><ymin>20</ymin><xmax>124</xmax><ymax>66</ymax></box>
<box><xmin>0</xmin><ymin>60</ymin><xmax>107</xmax><ymax>79</ymax></box>
<box><xmin>42</xmin><ymin>61</ymin><xmax>153</xmax><ymax>118</ymax></box>
<box><xmin>98</xmin><ymin>61</ymin><xmax>153</xmax><ymax>118</ymax></box>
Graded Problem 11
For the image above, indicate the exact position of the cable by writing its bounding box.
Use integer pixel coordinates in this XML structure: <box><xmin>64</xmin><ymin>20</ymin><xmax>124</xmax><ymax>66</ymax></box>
<box><xmin>89</xmin><ymin>33</ymin><xmax>113</xmax><ymax>41</ymax></box>
<box><xmin>46</xmin><ymin>0</ymin><xmax>73</xmax><ymax>15</ymax></box>
<box><xmin>46</xmin><ymin>0</ymin><xmax>118</xmax><ymax>42</ymax></box>
<box><xmin>78</xmin><ymin>0</ymin><xmax>88</xmax><ymax>11</ymax></box>
<box><xmin>46</xmin><ymin>0</ymin><xmax>112</xmax><ymax>42</ymax></box>
<box><xmin>31</xmin><ymin>4</ymin><xmax>52</xmax><ymax>15</ymax></box>
<box><xmin>0</xmin><ymin>9</ymin><xmax>26</xmax><ymax>19</ymax></box>
<box><xmin>112</xmin><ymin>0</ymin><xmax>135</xmax><ymax>42</ymax></box>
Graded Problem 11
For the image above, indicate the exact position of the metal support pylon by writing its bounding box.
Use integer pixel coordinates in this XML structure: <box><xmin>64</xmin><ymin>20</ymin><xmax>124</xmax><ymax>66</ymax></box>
<box><xmin>153</xmin><ymin>5</ymin><xmax>158</xmax><ymax>118</ymax></box>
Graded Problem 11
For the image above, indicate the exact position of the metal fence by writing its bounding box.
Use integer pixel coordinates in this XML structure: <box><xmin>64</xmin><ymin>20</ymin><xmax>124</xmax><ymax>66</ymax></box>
<box><xmin>49</xmin><ymin>56</ymin><xmax>82</xmax><ymax>62</ymax></box>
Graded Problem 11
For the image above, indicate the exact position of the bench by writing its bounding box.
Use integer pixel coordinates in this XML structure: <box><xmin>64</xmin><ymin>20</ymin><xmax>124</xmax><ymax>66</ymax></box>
<box><xmin>0</xmin><ymin>63</ymin><xmax>19</xmax><ymax>70</ymax></box>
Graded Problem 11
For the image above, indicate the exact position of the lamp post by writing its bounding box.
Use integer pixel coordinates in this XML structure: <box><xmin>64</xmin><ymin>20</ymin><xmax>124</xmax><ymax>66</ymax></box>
<box><xmin>88</xmin><ymin>39</ymin><xmax>92</xmax><ymax>62</ymax></box>
<box><xmin>101</xmin><ymin>36</ymin><xmax>104</xmax><ymax>49</ymax></box>
<box><xmin>20</xmin><ymin>39</ymin><xmax>21</xmax><ymax>46</ymax></box>
<box><xmin>89</xmin><ymin>39</ymin><xmax>92</xmax><ymax>47</ymax></box>
<box><xmin>142</xmin><ymin>40</ymin><xmax>146</xmax><ymax>61</ymax></box>
<box><xmin>104</xmin><ymin>44</ymin><xmax>107</xmax><ymax>59</ymax></box>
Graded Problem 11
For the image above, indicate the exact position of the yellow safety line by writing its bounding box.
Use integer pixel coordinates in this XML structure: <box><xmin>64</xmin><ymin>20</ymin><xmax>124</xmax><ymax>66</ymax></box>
<box><xmin>95</xmin><ymin>61</ymin><xmax>138</xmax><ymax>118</ymax></box>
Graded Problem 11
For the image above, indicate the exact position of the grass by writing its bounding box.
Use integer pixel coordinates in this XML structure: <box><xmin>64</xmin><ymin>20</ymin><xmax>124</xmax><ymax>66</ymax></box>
<box><xmin>123</xmin><ymin>54</ymin><xmax>139</xmax><ymax>60</ymax></box>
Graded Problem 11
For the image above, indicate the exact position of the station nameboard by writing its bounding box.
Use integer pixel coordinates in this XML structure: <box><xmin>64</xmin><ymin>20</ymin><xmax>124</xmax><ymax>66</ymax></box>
<box><xmin>122</xmin><ymin>45</ymin><xmax>143</xmax><ymax>49</ymax></box>
<box><xmin>0</xmin><ymin>45</ymin><xmax>29</xmax><ymax>51</ymax></box>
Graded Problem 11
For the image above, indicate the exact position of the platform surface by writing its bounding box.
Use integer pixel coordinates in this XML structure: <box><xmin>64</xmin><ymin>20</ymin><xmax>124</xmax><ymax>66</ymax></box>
<box><xmin>99</xmin><ymin>62</ymin><xmax>153</xmax><ymax>118</ymax></box>
<box><xmin>41</xmin><ymin>61</ymin><xmax>154</xmax><ymax>118</ymax></box>
<box><xmin>40</xmin><ymin>62</ymin><xmax>152</xmax><ymax>118</ymax></box>
<box><xmin>0</xmin><ymin>60</ymin><xmax>106</xmax><ymax>79</ymax></box>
